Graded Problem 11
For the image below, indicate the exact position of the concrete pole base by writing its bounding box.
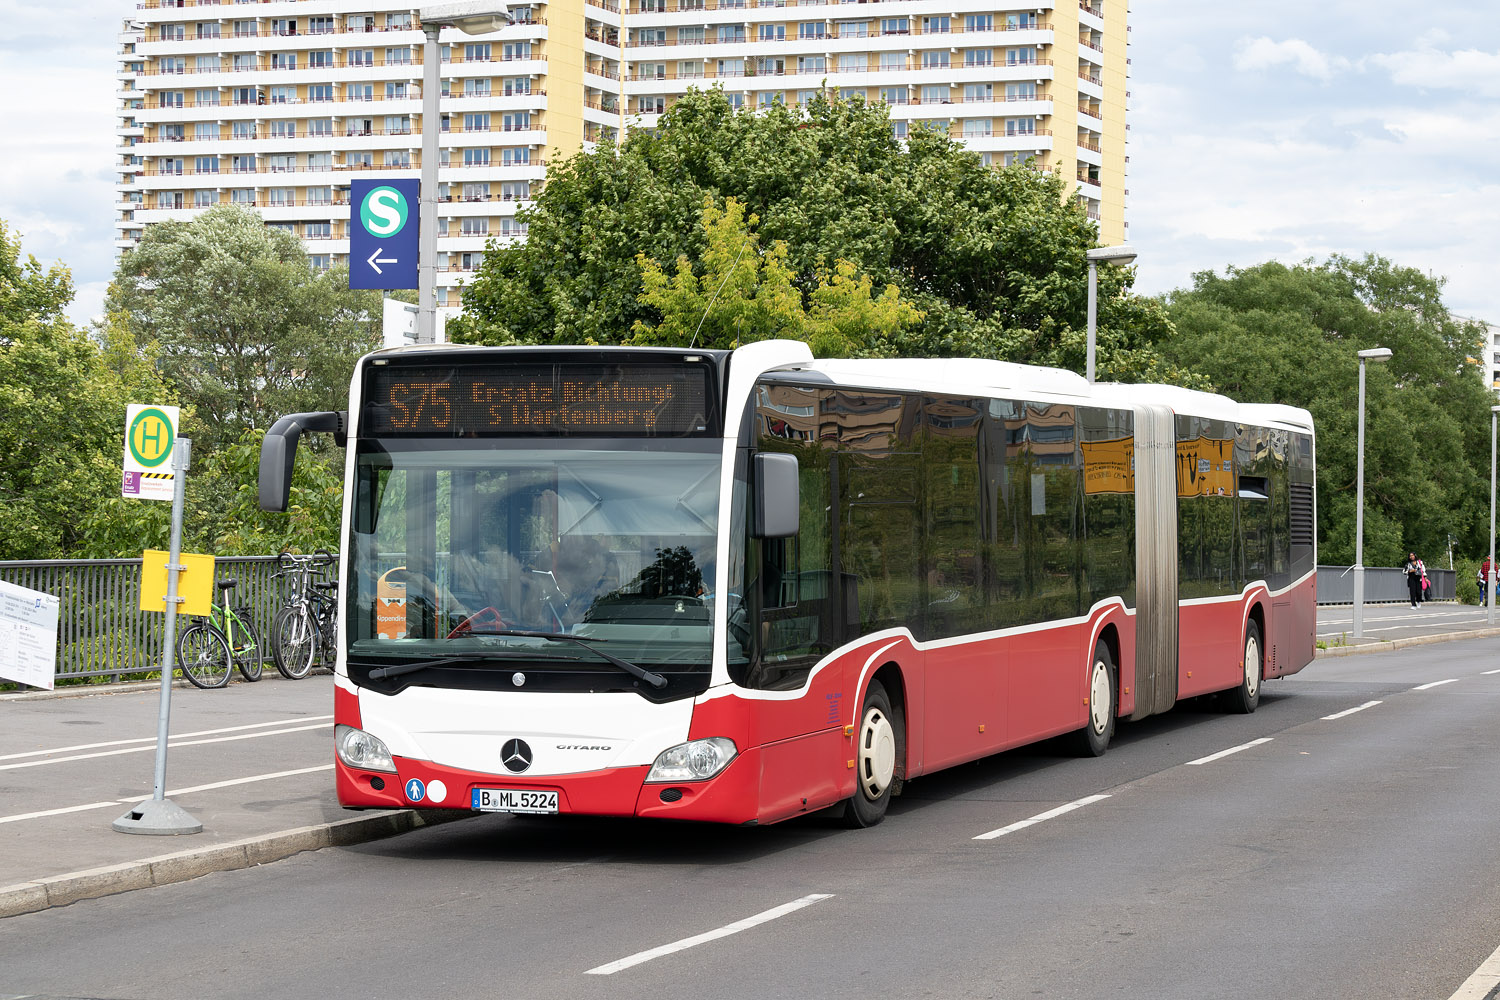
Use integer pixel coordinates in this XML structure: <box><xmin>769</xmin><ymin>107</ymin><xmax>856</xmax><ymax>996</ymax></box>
<box><xmin>112</xmin><ymin>797</ymin><xmax>203</xmax><ymax>836</ymax></box>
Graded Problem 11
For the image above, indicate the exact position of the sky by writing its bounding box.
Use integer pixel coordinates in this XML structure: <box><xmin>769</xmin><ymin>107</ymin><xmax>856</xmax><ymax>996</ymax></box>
<box><xmin>1</xmin><ymin>1</ymin><xmax>1497</xmax><ymax>326</ymax></box>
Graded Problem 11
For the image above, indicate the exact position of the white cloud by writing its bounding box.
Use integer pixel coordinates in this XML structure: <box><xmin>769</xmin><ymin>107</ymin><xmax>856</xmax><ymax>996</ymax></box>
<box><xmin>1369</xmin><ymin>40</ymin><xmax>1500</xmax><ymax>97</ymax></box>
<box><xmin>1233</xmin><ymin>36</ymin><xmax>1350</xmax><ymax>81</ymax></box>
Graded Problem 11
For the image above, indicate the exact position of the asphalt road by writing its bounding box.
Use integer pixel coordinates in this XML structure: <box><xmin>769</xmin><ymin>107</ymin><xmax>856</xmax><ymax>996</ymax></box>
<box><xmin>5</xmin><ymin>636</ymin><xmax>1500</xmax><ymax>1000</ymax></box>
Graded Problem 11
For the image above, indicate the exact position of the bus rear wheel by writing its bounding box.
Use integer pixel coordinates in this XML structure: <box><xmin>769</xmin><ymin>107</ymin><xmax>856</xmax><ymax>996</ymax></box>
<box><xmin>843</xmin><ymin>680</ymin><xmax>901</xmax><ymax>828</ymax></box>
<box><xmin>1074</xmin><ymin>640</ymin><xmax>1116</xmax><ymax>757</ymax></box>
<box><xmin>1227</xmin><ymin>621</ymin><xmax>1263</xmax><ymax>714</ymax></box>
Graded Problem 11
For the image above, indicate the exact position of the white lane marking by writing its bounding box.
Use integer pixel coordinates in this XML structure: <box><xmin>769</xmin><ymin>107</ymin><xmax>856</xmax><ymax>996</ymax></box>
<box><xmin>1186</xmin><ymin>737</ymin><xmax>1273</xmax><ymax>766</ymax></box>
<box><xmin>1447</xmin><ymin>938</ymin><xmax>1500</xmax><ymax>999</ymax></box>
<box><xmin>1322</xmin><ymin>701</ymin><xmax>1383</xmax><ymax>721</ymax></box>
<box><xmin>0</xmin><ymin>764</ymin><xmax>336</xmax><ymax>825</ymax></box>
<box><xmin>0</xmin><ymin>723</ymin><xmax>332</xmax><ymax>771</ymax></box>
<box><xmin>1483</xmin><ymin>669</ymin><xmax>1500</xmax><ymax>676</ymax></box>
<box><xmin>0</xmin><ymin>801</ymin><xmax>126</xmax><ymax>825</ymax></box>
<box><xmin>584</xmin><ymin>894</ymin><xmax>836</xmax><ymax>975</ymax></box>
<box><xmin>972</xmin><ymin>794</ymin><xmax>1111</xmax><ymax>841</ymax></box>
<box><xmin>167</xmin><ymin>764</ymin><xmax>334</xmax><ymax>797</ymax></box>
<box><xmin>1414</xmin><ymin>679</ymin><xmax>1460</xmax><ymax>691</ymax></box>
<box><xmin>0</xmin><ymin>715</ymin><xmax>335</xmax><ymax>762</ymax></box>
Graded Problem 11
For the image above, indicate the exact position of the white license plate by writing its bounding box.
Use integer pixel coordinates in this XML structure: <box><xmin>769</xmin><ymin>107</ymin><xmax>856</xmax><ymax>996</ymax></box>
<box><xmin>472</xmin><ymin>787</ymin><xmax>559</xmax><ymax>814</ymax></box>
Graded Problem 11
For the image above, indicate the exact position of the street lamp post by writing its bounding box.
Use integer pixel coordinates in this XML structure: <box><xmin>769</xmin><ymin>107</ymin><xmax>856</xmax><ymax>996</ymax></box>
<box><xmin>1084</xmin><ymin>245</ymin><xmax>1137</xmax><ymax>384</ymax></box>
<box><xmin>1353</xmin><ymin>347</ymin><xmax>1392</xmax><ymax>638</ymax></box>
<box><xmin>1489</xmin><ymin>405</ymin><xmax>1500</xmax><ymax>624</ymax></box>
<box><xmin>417</xmin><ymin>2</ymin><xmax>513</xmax><ymax>344</ymax></box>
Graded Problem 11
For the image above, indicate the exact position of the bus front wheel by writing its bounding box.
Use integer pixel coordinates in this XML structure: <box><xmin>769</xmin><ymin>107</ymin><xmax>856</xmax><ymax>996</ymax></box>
<box><xmin>843</xmin><ymin>679</ymin><xmax>901</xmax><ymax>828</ymax></box>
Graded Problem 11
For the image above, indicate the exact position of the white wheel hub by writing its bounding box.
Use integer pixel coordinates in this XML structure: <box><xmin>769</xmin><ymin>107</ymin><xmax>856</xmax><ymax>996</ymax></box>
<box><xmin>1089</xmin><ymin>659</ymin><xmax>1111</xmax><ymax>734</ymax></box>
<box><xmin>1245</xmin><ymin>634</ymin><xmax>1261</xmax><ymax>697</ymax></box>
<box><xmin>858</xmin><ymin>706</ymin><xmax>896</xmax><ymax>798</ymax></box>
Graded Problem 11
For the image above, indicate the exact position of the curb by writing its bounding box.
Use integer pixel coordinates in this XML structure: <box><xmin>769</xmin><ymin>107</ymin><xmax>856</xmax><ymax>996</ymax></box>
<box><xmin>1315</xmin><ymin>627</ymin><xmax>1500</xmax><ymax>657</ymax></box>
<box><xmin>0</xmin><ymin>808</ymin><xmax>470</xmax><ymax>920</ymax></box>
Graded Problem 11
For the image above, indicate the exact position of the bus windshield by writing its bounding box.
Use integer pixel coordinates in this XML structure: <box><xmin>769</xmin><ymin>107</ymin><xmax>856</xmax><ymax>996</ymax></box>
<box><xmin>347</xmin><ymin>439</ymin><xmax>722</xmax><ymax>687</ymax></box>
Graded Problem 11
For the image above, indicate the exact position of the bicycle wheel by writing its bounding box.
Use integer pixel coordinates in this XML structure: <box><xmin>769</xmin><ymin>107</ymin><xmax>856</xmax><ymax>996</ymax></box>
<box><xmin>273</xmin><ymin>605</ymin><xmax>317</xmax><ymax>680</ymax></box>
<box><xmin>177</xmin><ymin>623</ymin><xmax>231</xmax><ymax>689</ymax></box>
<box><xmin>232</xmin><ymin>615</ymin><xmax>263</xmax><ymax>682</ymax></box>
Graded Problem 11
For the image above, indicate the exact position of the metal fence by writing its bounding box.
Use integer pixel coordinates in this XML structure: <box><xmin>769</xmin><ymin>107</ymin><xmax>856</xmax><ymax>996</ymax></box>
<box><xmin>0</xmin><ymin>555</ymin><xmax>296</xmax><ymax>682</ymax></box>
<box><xmin>1315</xmin><ymin>565</ymin><xmax>1455</xmax><ymax>604</ymax></box>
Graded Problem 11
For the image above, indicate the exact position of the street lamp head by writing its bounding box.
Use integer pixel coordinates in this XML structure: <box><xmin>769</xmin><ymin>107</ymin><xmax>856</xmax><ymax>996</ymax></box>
<box><xmin>419</xmin><ymin>1</ymin><xmax>513</xmax><ymax>33</ymax></box>
<box><xmin>1491</xmin><ymin>405</ymin><xmax>1500</xmax><ymax>414</ymax></box>
<box><xmin>1086</xmin><ymin>244</ymin><xmax>1138</xmax><ymax>267</ymax></box>
<box><xmin>1357</xmin><ymin>347</ymin><xmax>1393</xmax><ymax>362</ymax></box>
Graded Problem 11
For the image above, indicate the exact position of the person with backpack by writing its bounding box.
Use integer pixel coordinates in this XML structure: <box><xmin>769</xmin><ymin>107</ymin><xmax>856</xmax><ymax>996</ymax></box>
<box><xmin>1403</xmin><ymin>552</ymin><xmax>1423</xmax><ymax>608</ymax></box>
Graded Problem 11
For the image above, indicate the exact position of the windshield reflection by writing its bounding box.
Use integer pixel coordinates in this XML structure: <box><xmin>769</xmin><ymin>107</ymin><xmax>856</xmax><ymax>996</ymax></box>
<box><xmin>349</xmin><ymin>443</ymin><xmax>721</xmax><ymax>671</ymax></box>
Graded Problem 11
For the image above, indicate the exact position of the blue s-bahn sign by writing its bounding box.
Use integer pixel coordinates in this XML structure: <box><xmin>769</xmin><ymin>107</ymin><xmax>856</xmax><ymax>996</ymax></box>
<box><xmin>350</xmin><ymin>178</ymin><xmax>420</xmax><ymax>290</ymax></box>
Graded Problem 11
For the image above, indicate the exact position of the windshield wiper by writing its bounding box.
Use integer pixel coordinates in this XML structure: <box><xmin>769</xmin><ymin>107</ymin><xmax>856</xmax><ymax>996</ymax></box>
<box><xmin>360</xmin><ymin>633</ymin><xmax>668</xmax><ymax>689</ymax></box>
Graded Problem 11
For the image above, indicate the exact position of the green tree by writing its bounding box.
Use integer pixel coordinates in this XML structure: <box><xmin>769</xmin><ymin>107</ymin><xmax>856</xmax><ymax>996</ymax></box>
<box><xmin>628</xmin><ymin>196</ymin><xmax>923</xmax><ymax>355</ymax></box>
<box><xmin>1162</xmin><ymin>255</ymin><xmax>1493</xmax><ymax>566</ymax></box>
<box><xmin>452</xmin><ymin>89</ymin><xmax>1179</xmax><ymax>378</ymax></box>
<box><xmin>105</xmin><ymin>205</ymin><xmax>380</xmax><ymax>452</ymax></box>
<box><xmin>0</xmin><ymin>220</ymin><xmax>173</xmax><ymax>559</ymax></box>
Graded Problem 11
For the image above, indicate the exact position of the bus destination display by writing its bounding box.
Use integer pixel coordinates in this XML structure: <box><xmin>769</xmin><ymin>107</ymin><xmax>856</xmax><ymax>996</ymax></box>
<box><xmin>365</xmin><ymin>364</ymin><xmax>713</xmax><ymax>437</ymax></box>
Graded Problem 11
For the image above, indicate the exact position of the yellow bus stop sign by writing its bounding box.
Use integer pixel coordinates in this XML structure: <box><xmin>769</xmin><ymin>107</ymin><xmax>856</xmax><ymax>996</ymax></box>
<box><xmin>139</xmin><ymin>549</ymin><xmax>214</xmax><ymax>617</ymax></box>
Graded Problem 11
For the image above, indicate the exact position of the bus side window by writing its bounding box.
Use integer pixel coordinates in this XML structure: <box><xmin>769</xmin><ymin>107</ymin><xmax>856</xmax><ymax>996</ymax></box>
<box><xmin>762</xmin><ymin>536</ymin><xmax>798</xmax><ymax>609</ymax></box>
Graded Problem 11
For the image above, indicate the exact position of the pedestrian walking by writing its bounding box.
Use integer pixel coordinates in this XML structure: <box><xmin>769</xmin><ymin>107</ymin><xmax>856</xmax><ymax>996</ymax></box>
<box><xmin>1403</xmin><ymin>552</ymin><xmax>1423</xmax><ymax>608</ymax></box>
<box><xmin>1482</xmin><ymin>555</ymin><xmax>1494</xmax><ymax>606</ymax></box>
<box><xmin>1417</xmin><ymin>557</ymin><xmax>1429</xmax><ymax>604</ymax></box>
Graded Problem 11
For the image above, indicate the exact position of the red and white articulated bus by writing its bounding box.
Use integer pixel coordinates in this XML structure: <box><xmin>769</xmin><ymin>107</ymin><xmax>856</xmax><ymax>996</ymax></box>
<box><xmin>259</xmin><ymin>339</ymin><xmax>1316</xmax><ymax>828</ymax></box>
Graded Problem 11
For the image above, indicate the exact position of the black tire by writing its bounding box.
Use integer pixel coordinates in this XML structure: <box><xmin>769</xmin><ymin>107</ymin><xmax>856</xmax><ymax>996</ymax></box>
<box><xmin>1074</xmin><ymin>640</ymin><xmax>1117</xmax><ymax>757</ymax></box>
<box><xmin>273</xmin><ymin>606</ymin><xmax>317</xmax><ymax>680</ymax></box>
<box><xmin>843</xmin><ymin>679</ymin><xmax>903</xmax><ymax>828</ymax></box>
<box><xmin>1227</xmin><ymin>620</ymin><xmax>1263</xmax><ymax>714</ymax></box>
<box><xmin>178</xmin><ymin>623</ymin><xmax>231</xmax><ymax>689</ymax></box>
<box><xmin>232</xmin><ymin>618</ymin><xmax>263</xmax><ymax>682</ymax></box>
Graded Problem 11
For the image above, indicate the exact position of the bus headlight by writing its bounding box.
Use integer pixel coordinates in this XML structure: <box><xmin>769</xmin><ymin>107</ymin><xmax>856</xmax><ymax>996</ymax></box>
<box><xmin>646</xmin><ymin>737</ymin><xmax>738</xmax><ymax>782</ymax></box>
<box><xmin>336</xmin><ymin>724</ymin><xmax>396</xmax><ymax>773</ymax></box>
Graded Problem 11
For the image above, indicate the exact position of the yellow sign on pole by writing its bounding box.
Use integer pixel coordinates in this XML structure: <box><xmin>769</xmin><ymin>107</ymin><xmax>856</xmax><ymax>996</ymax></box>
<box><xmin>139</xmin><ymin>549</ymin><xmax>215</xmax><ymax>617</ymax></box>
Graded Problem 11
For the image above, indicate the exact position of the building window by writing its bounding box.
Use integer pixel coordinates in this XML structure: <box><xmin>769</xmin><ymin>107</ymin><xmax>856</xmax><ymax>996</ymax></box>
<box><xmin>462</xmin><ymin>181</ymin><xmax>490</xmax><ymax>201</ymax></box>
<box><xmin>308</xmin><ymin>119</ymin><xmax>333</xmax><ymax>137</ymax></box>
<box><xmin>461</xmin><ymin>217</ymin><xmax>489</xmax><ymax>235</ymax></box>
<box><xmin>268</xmin><ymin>86</ymin><xmax>294</xmax><ymax>104</ymax></box>
<box><xmin>232</xmin><ymin>120</ymin><xmax>255</xmax><ymax>139</ymax></box>
<box><xmin>268</xmin><ymin>154</ymin><xmax>295</xmax><ymax>172</ymax></box>
<box><xmin>881</xmin><ymin>17</ymin><xmax>908</xmax><ymax>34</ymax></box>
<box><xmin>920</xmin><ymin>85</ymin><xmax>948</xmax><ymax>104</ymax></box>
<box><xmin>924</xmin><ymin>16</ymin><xmax>949</xmax><ymax>33</ymax></box>
<box><xmin>464</xmin><ymin>78</ymin><xmax>491</xmax><ymax>96</ymax></box>
<box><xmin>797</xmin><ymin>23</ymin><xmax>825</xmax><ymax>39</ymax></box>
<box><xmin>1005</xmin><ymin>81</ymin><xmax>1037</xmax><ymax>100</ymax></box>
<box><xmin>465</xmin><ymin>42</ymin><xmax>491</xmax><ymax>61</ymax></box>
<box><xmin>503</xmin><ymin>112</ymin><xmax>530</xmax><ymax>131</ymax></box>
<box><xmin>964</xmin><ymin>14</ymin><xmax>993</xmax><ymax>31</ymax></box>
<box><xmin>194</xmin><ymin>155</ymin><xmax>218</xmax><ymax>173</ymax></box>
<box><xmin>963</xmin><ymin>118</ymin><xmax>991</xmax><ymax>137</ymax></box>
<box><xmin>309</xmin><ymin>85</ymin><xmax>333</xmax><ymax>102</ymax></box>
<box><xmin>921</xmin><ymin>50</ymin><xmax>949</xmax><ymax>69</ymax></box>
<box><xmin>501</xmin><ymin>148</ymin><xmax>530</xmax><ymax>166</ymax></box>
<box><xmin>464</xmin><ymin>112</ymin><xmax>490</xmax><ymax>132</ymax></box>
<box><xmin>797</xmin><ymin>56</ymin><xmax>825</xmax><ymax>73</ymax></box>
<box><xmin>309</xmin><ymin>254</ymin><xmax>331</xmax><ymax>272</ymax></box>
<box><xmin>305</xmin><ymin>221</ymin><xmax>332</xmax><ymax>238</ymax></box>
<box><xmin>270</xmin><ymin>120</ymin><xmax>296</xmax><ymax>138</ymax></box>
<box><xmin>965</xmin><ymin>48</ymin><xmax>992</xmax><ymax>67</ymax></box>
<box><xmin>1005</xmin><ymin>47</ymin><xmax>1036</xmax><ymax>66</ymax></box>
<box><xmin>964</xmin><ymin>83</ymin><xmax>993</xmax><ymax>102</ymax></box>
<box><xmin>879</xmin><ymin>86</ymin><xmax>907</xmax><ymax>105</ymax></box>
<box><xmin>194</xmin><ymin>122</ymin><xmax>218</xmax><ymax>140</ymax></box>
<box><xmin>230</xmin><ymin>188</ymin><xmax>255</xmax><ymax>204</ymax></box>
<box><xmin>385</xmin><ymin>82</ymin><xmax>408</xmax><ymax>100</ymax></box>
<box><xmin>194</xmin><ymin>189</ymin><xmax>216</xmax><ymax>207</ymax></box>
<box><xmin>756</xmin><ymin>25</ymin><xmax>781</xmax><ymax>41</ymax></box>
<box><xmin>268</xmin><ymin>187</ymin><xmax>295</xmax><ymax>206</ymax></box>
<box><xmin>838</xmin><ymin>54</ymin><xmax>864</xmax><ymax>72</ymax></box>
<box><xmin>306</xmin><ymin>153</ymin><xmax>331</xmax><ymax>171</ymax></box>
<box><xmin>306</xmin><ymin>187</ymin><xmax>332</xmax><ymax>205</ymax></box>
<box><xmin>1004</xmin><ymin>117</ymin><xmax>1036</xmax><ymax>136</ymax></box>
<box><xmin>463</xmin><ymin>148</ymin><xmax>491</xmax><ymax>166</ymax></box>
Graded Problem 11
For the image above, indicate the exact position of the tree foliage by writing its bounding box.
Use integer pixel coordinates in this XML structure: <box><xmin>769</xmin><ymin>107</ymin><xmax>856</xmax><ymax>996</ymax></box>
<box><xmin>0</xmin><ymin>221</ymin><xmax>173</xmax><ymax>559</ymax></box>
<box><xmin>1162</xmin><ymin>255</ymin><xmax>1493</xmax><ymax>566</ymax></box>
<box><xmin>451</xmin><ymin>89</ymin><xmax>1188</xmax><ymax>380</ymax></box>
<box><xmin>105</xmin><ymin>205</ymin><xmax>380</xmax><ymax>452</ymax></box>
<box><xmin>627</xmin><ymin>196</ymin><xmax>923</xmax><ymax>355</ymax></box>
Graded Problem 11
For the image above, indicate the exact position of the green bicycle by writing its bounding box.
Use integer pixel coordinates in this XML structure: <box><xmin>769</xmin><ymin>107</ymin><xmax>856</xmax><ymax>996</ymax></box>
<box><xmin>176</xmin><ymin>578</ymin><xmax>263</xmax><ymax>689</ymax></box>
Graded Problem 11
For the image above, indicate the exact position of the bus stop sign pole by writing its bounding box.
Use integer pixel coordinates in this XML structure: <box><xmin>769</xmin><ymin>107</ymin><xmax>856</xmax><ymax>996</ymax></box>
<box><xmin>114</xmin><ymin>438</ymin><xmax>202</xmax><ymax>835</ymax></box>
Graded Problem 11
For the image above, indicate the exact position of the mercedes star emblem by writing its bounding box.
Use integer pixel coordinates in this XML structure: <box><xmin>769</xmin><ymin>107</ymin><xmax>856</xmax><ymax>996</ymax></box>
<box><xmin>501</xmin><ymin>738</ymin><xmax>533</xmax><ymax>773</ymax></box>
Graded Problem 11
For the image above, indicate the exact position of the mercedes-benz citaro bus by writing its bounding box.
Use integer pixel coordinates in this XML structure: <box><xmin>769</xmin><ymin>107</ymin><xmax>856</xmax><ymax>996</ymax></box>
<box><xmin>259</xmin><ymin>339</ymin><xmax>1316</xmax><ymax>828</ymax></box>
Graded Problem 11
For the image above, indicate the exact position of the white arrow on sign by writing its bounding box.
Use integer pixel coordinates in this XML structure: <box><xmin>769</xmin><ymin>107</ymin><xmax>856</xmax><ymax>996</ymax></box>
<box><xmin>367</xmin><ymin>246</ymin><xmax>399</xmax><ymax>275</ymax></box>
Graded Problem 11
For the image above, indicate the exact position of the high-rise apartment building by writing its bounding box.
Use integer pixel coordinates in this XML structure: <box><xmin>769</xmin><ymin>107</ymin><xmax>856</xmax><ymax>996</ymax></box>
<box><xmin>117</xmin><ymin>1</ymin><xmax>1127</xmax><ymax>314</ymax></box>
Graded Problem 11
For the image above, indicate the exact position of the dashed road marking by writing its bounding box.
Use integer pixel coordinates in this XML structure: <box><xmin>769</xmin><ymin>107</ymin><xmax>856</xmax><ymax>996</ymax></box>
<box><xmin>585</xmin><ymin>894</ymin><xmax>836</xmax><ymax>975</ymax></box>
<box><xmin>1185</xmin><ymin>737</ymin><xmax>1273</xmax><ymax>766</ymax></box>
<box><xmin>1323</xmin><ymin>701</ymin><xmax>1383</xmax><ymax>721</ymax></box>
<box><xmin>973</xmin><ymin>794</ymin><xmax>1111</xmax><ymax>841</ymax></box>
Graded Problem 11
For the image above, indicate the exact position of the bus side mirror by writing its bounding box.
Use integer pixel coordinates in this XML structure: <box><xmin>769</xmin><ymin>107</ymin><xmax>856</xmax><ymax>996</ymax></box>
<box><xmin>753</xmin><ymin>453</ymin><xmax>799</xmax><ymax>539</ymax></box>
<box><xmin>259</xmin><ymin>411</ymin><xmax>345</xmax><ymax>512</ymax></box>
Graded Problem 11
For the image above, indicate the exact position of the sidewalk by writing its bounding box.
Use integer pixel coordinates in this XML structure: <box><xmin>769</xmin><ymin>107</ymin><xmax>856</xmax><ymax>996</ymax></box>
<box><xmin>4</xmin><ymin>608</ymin><xmax>1497</xmax><ymax>921</ymax></box>
<box><xmin>0</xmin><ymin>674</ymin><xmax>468</xmax><ymax>919</ymax></box>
